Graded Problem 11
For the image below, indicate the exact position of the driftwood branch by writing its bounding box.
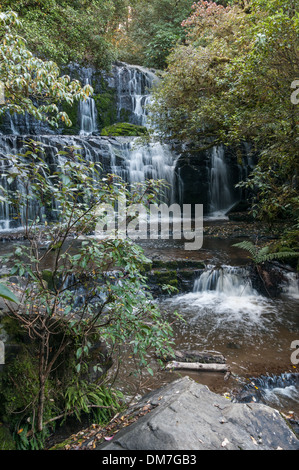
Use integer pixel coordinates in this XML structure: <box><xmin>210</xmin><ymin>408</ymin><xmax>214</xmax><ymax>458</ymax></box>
<box><xmin>165</xmin><ymin>361</ymin><xmax>229</xmax><ymax>372</ymax></box>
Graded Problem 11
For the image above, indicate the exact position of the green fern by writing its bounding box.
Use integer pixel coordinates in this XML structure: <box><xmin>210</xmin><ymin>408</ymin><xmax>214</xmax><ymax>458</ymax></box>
<box><xmin>233</xmin><ymin>241</ymin><xmax>299</xmax><ymax>265</ymax></box>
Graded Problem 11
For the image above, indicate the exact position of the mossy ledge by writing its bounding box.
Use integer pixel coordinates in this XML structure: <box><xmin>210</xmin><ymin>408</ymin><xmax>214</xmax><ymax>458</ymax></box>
<box><xmin>101</xmin><ymin>122</ymin><xmax>149</xmax><ymax>137</ymax></box>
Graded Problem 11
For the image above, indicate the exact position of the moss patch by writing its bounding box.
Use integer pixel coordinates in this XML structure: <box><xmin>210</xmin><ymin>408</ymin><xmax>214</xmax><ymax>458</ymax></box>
<box><xmin>101</xmin><ymin>122</ymin><xmax>148</xmax><ymax>137</ymax></box>
<box><xmin>61</xmin><ymin>101</ymin><xmax>80</xmax><ymax>135</ymax></box>
<box><xmin>94</xmin><ymin>87</ymin><xmax>117</xmax><ymax>130</ymax></box>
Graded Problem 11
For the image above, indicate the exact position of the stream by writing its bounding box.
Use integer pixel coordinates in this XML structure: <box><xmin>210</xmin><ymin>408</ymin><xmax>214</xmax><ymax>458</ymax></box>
<box><xmin>0</xmin><ymin>218</ymin><xmax>298</xmax><ymax>418</ymax></box>
<box><xmin>102</xmin><ymin>219</ymin><xmax>299</xmax><ymax>418</ymax></box>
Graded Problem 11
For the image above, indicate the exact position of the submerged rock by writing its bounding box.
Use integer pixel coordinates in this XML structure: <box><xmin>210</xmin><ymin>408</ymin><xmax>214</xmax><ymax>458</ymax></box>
<box><xmin>98</xmin><ymin>376</ymin><xmax>299</xmax><ymax>451</ymax></box>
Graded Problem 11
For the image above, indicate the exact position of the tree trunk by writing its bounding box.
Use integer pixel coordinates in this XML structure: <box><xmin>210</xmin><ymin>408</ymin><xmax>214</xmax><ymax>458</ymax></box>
<box><xmin>37</xmin><ymin>332</ymin><xmax>46</xmax><ymax>433</ymax></box>
<box><xmin>37</xmin><ymin>378</ymin><xmax>46</xmax><ymax>433</ymax></box>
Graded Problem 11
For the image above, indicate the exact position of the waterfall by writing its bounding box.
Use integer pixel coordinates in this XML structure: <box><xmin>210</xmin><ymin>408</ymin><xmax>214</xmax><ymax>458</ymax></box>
<box><xmin>209</xmin><ymin>146</ymin><xmax>234</xmax><ymax>215</ymax></box>
<box><xmin>79</xmin><ymin>79</ymin><xmax>98</xmax><ymax>136</ymax></box>
<box><xmin>113</xmin><ymin>62</ymin><xmax>157</xmax><ymax>126</ymax></box>
<box><xmin>0</xmin><ymin>133</ymin><xmax>178</xmax><ymax>230</ymax></box>
<box><xmin>164</xmin><ymin>264</ymin><xmax>280</xmax><ymax>341</ymax></box>
<box><xmin>112</xmin><ymin>140</ymin><xmax>178</xmax><ymax>203</ymax></box>
<box><xmin>0</xmin><ymin>62</ymin><xmax>179</xmax><ymax>231</ymax></box>
<box><xmin>193</xmin><ymin>265</ymin><xmax>258</xmax><ymax>297</ymax></box>
<box><xmin>110</xmin><ymin>62</ymin><xmax>178</xmax><ymax>202</ymax></box>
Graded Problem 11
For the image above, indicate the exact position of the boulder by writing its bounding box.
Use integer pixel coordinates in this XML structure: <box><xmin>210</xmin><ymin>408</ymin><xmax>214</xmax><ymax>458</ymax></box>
<box><xmin>98</xmin><ymin>377</ymin><xmax>299</xmax><ymax>451</ymax></box>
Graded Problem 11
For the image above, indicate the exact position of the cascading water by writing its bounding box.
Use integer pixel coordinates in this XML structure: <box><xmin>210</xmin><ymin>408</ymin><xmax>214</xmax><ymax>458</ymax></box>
<box><xmin>234</xmin><ymin>372</ymin><xmax>299</xmax><ymax>416</ymax></box>
<box><xmin>193</xmin><ymin>265</ymin><xmax>258</xmax><ymax>297</ymax></box>
<box><xmin>161</xmin><ymin>261</ymin><xmax>299</xmax><ymax>385</ymax></box>
<box><xmin>0</xmin><ymin>137</ymin><xmax>178</xmax><ymax>230</ymax></box>
<box><xmin>79</xmin><ymin>78</ymin><xmax>98</xmax><ymax>136</ymax></box>
<box><xmin>0</xmin><ymin>62</ymin><xmax>180</xmax><ymax>231</ymax></box>
<box><xmin>163</xmin><ymin>264</ymin><xmax>282</xmax><ymax>349</ymax></box>
<box><xmin>110</xmin><ymin>139</ymin><xmax>178</xmax><ymax>203</ymax></box>
<box><xmin>113</xmin><ymin>62</ymin><xmax>157</xmax><ymax>127</ymax></box>
<box><xmin>281</xmin><ymin>272</ymin><xmax>299</xmax><ymax>300</ymax></box>
<box><xmin>1</xmin><ymin>109</ymin><xmax>54</xmax><ymax>136</ymax></box>
<box><xmin>209</xmin><ymin>146</ymin><xmax>235</xmax><ymax>217</ymax></box>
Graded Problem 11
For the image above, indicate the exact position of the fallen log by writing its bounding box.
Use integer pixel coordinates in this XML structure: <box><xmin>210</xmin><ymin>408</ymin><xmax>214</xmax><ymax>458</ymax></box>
<box><xmin>159</xmin><ymin>349</ymin><xmax>226</xmax><ymax>365</ymax></box>
<box><xmin>165</xmin><ymin>361</ymin><xmax>229</xmax><ymax>373</ymax></box>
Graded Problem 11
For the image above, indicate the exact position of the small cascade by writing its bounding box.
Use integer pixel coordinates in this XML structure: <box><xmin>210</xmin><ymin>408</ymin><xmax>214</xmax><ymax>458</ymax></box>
<box><xmin>164</xmin><ymin>264</ymin><xmax>278</xmax><ymax>341</ymax></box>
<box><xmin>193</xmin><ymin>265</ymin><xmax>258</xmax><ymax>297</ymax></box>
<box><xmin>235</xmin><ymin>373</ymin><xmax>299</xmax><ymax>412</ymax></box>
<box><xmin>79</xmin><ymin>78</ymin><xmax>98</xmax><ymax>136</ymax></box>
<box><xmin>209</xmin><ymin>146</ymin><xmax>234</xmax><ymax>216</ymax></box>
<box><xmin>281</xmin><ymin>272</ymin><xmax>299</xmax><ymax>299</ymax></box>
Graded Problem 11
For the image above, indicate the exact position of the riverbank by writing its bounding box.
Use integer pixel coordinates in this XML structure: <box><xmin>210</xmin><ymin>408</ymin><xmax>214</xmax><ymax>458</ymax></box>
<box><xmin>48</xmin><ymin>376</ymin><xmax>299</xmax><ymax>451</ymax></box>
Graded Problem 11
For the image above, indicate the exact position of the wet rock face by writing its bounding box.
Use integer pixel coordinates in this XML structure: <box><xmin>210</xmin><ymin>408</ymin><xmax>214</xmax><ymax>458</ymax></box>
<box><xmin>98</xmin><ymin>377</ymin><xmax>299</xmax><ymax>451</ymax></box>
<box><xmin>174</xmin><ymin>144</ymin><xmax>245</xmax><ymax>214</ymax></box>
<box><xmin>249</xmin><ymin>263</ymin><xmax>290</xmax><ymax>298</ymax></box>
<box><xmin>0</xmin><ymin>62</ymin><xmax>154</xmax><ymax>136</ymax></box>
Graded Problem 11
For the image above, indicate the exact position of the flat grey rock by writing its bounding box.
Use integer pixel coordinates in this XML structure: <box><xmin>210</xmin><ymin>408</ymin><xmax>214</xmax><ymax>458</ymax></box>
<box><xmin>98</xmin><ymin>376</ymin><xmax>299</xmax><ymax>451</ymax></box>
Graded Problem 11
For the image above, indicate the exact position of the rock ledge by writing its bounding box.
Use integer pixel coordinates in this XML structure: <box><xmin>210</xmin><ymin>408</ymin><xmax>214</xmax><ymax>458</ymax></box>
<box><xmin>98</xmin><ymin>376</ymin><xmax>299</xmax><ymax>451</ymax></box>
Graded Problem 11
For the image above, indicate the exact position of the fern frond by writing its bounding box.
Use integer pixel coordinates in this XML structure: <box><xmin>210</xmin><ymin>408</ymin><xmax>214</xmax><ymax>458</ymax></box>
<box><xmin>258</xmin><ymin>251</ymin><xmax>299</xmax><ymax>263</ymax></box>
<box><xmin>233</xmin><ymin>241</ymin><xmax>258</xmax><ymax>257</ymax></box>
<box><xmin>233</xmin><ymin>241</ymin><xmax>299</xmax><ymax>264</ymax></box>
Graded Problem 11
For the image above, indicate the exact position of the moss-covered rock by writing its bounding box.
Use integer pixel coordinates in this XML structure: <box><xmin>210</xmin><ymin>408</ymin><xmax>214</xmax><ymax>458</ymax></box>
<box><xmin>146</xmin><ymin>258</ymin><xmax>205</xmax><ymax>296</ymax></box>
<box><xmin>41</xmin><ymin>269</ymin><xmax>56</xmax><ymax>291</ymax></box>
<box><xmin>94</xmin><ymin>89</ymin><xmax>117</xmax><ymax>130</ymax></box>
<box><xmin>0</xmin><ymin>316</ymin><xmax>25</xmax><ymax>345</ymax></box>
<box><xmin>146</xmin><ymin>269</ymin><xmax>178</xmax><ymax>296</ymax></box>
<box><xmin>152</xmin><ymin>270</ymin><xmax>178</xmax><ymax>286</ymax></box>
<box><xmin>101</xmin><ymin>122</ymin><xmax>148</xmax><ymax>137</ymax></box>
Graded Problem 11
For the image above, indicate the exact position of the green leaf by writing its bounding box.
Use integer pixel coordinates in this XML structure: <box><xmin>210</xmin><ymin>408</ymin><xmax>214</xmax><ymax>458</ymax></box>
<box><xmin>0</xmin><ymin>283</ymin><xmax>19</xmax><ymax>303</ymax></box>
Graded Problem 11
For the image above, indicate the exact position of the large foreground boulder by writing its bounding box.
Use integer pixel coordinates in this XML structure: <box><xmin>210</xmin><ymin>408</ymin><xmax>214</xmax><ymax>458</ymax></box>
<box><xmin>98</xmin><ymin>377</ymin><xmax>299</xmax><ymax>451</ymax></box>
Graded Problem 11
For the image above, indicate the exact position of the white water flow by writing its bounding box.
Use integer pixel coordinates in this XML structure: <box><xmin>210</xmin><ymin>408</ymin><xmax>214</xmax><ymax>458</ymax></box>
<box><xmin>261</xmin><ymin>379</ymin><xmax>299</xmax><ymax>409</ymax></box>
<box><xmin>281</xmin><ymin>272</ymin><xmax>299</xmax><ymax>299</ymax></box>
<box><xmin>114</xmin><ymin>63</ymin><xmax>157</xmax><ymax>126</ymax></box>
<box><xmin>108</xmin><ymin>139</ymin><xmax>178</xmax><ymax>204</ymax></box>
<box><xmin>79</xmin><ymin>78</ymin><xmax>98</xmax><ymax>136</ymax></box>
<box><xmin>0</xmin><ymin>157</ymin><xmax>10</xmax><ymax>231</ymax></box>
<box><xmin>209</xmin><ymin>146</ymin><xmax>235</xmax><ymax>217</ymax></box>
<box><xmin>110</xmin><ymin>63</ymin><xmax>178</xmax><ymax>203</ymax></box>
<box><xmin>164</xmin><ymin>265</ymin><xmax>282</xmax><ymax>344</ymax></box>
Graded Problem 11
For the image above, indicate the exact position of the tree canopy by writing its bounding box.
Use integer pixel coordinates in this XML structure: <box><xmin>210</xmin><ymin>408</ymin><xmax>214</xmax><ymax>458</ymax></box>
<box><xmin>0</xmin><ymin>0</ymin><xmax>127</xmax><ymax>69</ymax></box>
<box><xmin>149</xmin><ymin>0</ymin><xmax>299</xmax><ymax>243</ymax></box>
<box><xmin>0</xmin><ymin>10</ymin><xmax>93</xmax><ymax>127</ymax></box>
